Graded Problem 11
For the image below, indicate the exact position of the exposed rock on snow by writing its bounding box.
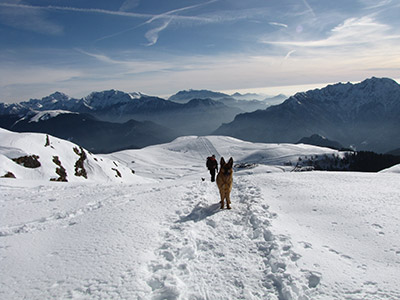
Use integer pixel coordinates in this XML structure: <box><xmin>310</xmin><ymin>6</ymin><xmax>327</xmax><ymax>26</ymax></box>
<box><xmin>0</xmin><ymin>128</ymin><xmax>150</xmax><ymax>183</ymax></box>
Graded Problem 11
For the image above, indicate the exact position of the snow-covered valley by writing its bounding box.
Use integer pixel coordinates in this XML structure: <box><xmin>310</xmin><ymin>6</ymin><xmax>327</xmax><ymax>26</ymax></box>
<box><xmin>1</xmin><ymin>131</ymin><xmax>400</xmax><ymax>299</ymax></box>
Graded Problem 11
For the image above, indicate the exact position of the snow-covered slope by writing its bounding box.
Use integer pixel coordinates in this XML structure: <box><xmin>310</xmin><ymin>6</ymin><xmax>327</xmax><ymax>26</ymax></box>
<box><xmin>82</xmin><ymin>90</ymin><xmax>143</xmax><ymax>110</ymax></box>
<box><xmin>1</xmin><ymin>135</ymin><xmax>399</xmax><ymax>300</ymax></box>
<box><xmin>28</xmin><ymin>110</ymin><xmax>78</xmax><ymax>122</ymax></box>
<box><xmin>380</xmin><ymin>163</ymin><xmax>400</xmax><ymax>173</ymax></box>
<box><xmin>0</xmin><ymin>128</ymin><xmax>149</xmax><ymax>183</ymax></box>
<box><xmin>106</xmin><ymin>135</ymin><xmax>342</xmax><ymax>179</ymax></box>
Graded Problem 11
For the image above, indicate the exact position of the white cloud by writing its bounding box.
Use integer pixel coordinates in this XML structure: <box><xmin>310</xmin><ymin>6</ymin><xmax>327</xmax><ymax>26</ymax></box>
<box><xmin>145</xmin><ymin>18</ymin><xmax>172</xmax><ymax>46</ymax></box>
<box><xmin>262</xmin><ymin>16</ymin><xmax>399</xmax><ymax>49</ymax></box>
<box><xmin>75</xmin><ymin>49</ymin><xmax>175</xmax><ymax>74</ymax></box>
<box><xmin>269</xmin><ymin>22</ymin><xmax>288</xmax><ymax>28</ymax></box>
<box><xmin>284</xmin><ymin>50</ymin><xmax>296</xmax><ymax>60</ymax></box>
<box><xmin>359</xmin><ymin>0</ymin><xmax>393</xmax><ymax>9</ymax></box>
<box><xmin>0</xmin><ymin>2</ymin><xmax>151</xmax><ymax>19</ymax></box>
<box><xmin>143</xmin><ymin>0</ymin><xmax>217</xmax><ymax>25</ymax></box>
<box><xmin>119</xmin><ymin>0</ymin><xmax>140</xmax><ymax>12</ymax></box>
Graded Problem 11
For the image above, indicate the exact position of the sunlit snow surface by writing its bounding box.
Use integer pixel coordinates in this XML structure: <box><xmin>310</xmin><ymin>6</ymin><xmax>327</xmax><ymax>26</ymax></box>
<box><xmin>1</xmin><ymin>132</ymin><xmax>400</xmax><ymax>299</ymax></box>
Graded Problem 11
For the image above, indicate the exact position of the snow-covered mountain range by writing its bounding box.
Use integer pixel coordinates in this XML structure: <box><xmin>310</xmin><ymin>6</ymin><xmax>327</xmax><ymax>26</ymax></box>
<box><xmin>215</xmin><ymin>77</ymin><xmax>400</xmax><ymax>153</ymax></box>
<box><xmin>1</xmin><ymin>77</ymin><xmax>399</xmax><ymax>153</ymax></box>
<box><xmin>1</xmin><ymin>131</ymin><xmax>399</xmax><ymax>299</ymax></box>
<box><xmin>0</xmin><ymin>90</ymin><xmax>243</xmax><ymax>136</ymax></box>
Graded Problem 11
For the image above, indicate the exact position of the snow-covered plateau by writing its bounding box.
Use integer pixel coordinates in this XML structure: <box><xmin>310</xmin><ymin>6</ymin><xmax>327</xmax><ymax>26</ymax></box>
<box><xmin>1</xmin><ymin>130</ymin><xmax>399</xmax><ymax>300</ymax></box>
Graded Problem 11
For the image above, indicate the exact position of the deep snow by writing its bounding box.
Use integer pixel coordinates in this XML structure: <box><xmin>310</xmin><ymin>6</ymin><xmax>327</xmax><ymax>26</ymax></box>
<box><xmin>1</xmin><ymin>133</ymin><xmax>400</xmax><ymax>299</ymax></box>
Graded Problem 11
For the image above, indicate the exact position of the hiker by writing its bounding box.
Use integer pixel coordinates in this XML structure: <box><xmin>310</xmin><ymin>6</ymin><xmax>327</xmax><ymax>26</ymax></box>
<box><xmin>206</xmin><ymin>155</ymin><xmax>218</xmax><ymax>182</ymax></box>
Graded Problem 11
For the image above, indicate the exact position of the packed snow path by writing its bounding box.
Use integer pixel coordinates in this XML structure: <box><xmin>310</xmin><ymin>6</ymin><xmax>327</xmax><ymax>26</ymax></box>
<box><xmin>146</xmin><ymin>177</ymin><xmax>310</xmax><ymax>300</ymax></box>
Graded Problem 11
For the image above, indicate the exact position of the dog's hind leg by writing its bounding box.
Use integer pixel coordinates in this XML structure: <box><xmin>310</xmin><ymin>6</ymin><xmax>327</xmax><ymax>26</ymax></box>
<box><xmin>226</xmin><ymin>193</ymin><xmax>231</xmax><ymax>210</ymax></box>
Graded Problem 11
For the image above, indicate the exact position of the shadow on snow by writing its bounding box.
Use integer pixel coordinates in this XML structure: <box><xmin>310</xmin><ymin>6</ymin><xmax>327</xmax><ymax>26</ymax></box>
<box><xmin>177</xmin><ymin>202</ymin><xmax>221</xmax><ymax>223</ymax></box>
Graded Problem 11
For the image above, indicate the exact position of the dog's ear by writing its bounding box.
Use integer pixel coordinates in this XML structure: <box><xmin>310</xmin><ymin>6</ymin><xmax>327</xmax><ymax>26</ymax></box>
<box><xmin>220</xmin><ymin>157</ymin><xmax>226</xmax><ymax>166</ymax></box>
<box><xmin>227</xmin><ymin>157</ymin><xmax>233</xmax><ymax>168</ymax></box>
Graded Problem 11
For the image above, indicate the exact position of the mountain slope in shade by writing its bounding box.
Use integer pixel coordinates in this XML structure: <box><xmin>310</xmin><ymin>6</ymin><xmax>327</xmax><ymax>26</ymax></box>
<box><xmin>386</xmin><ymin>148</ymin><xmax>400</xmax><ymax>156</ymax></box>
<box><xmin>168</xmin><ymin>89</ymin><xmax>230</xmax><ymax>103</ymax></box>
<box><xmin>2</xmin><ymin>112</ymin><xmax>179</xmax><ymax>153</ymax></box>
<box><xmin>214</xmin><ymin>77</ymin><xmax>400</xmax><ymax>153</ymax></box>
<box><xmin>168</xmin><ymin>89</ymin><xmax>281</xmax><ymax>112</ymax></box>
<box><xmin>297</xmin><ymin>134</ymin><xmax>344</xmax><ymax>150</ymax></box>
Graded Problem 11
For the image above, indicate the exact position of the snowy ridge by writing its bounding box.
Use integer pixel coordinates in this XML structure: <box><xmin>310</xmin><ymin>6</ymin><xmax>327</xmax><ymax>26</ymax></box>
<box><xmin>0</xmin><ymin>128</ymin><xmax>150</xmax><ymax>183</ymax></box>
<box><xmin>1</xmin><ymin>134</ymin><xmax>399</xmax><ymax>299</ymax></box>
<box><xmin>83</xmin><ymin>90</ymin><xmax>142</xmax><ymax>110</ymax></box>
<box><xmin>215</xmin><ymin>77</ymin><xmax>400</xmax><ymax>153</ymax></box>
<box><xmin>29</xmin><ymin>110</ymin><xmax>78</xmax><ymax>123</ymax></box>
<box><xmin>289</xmin><ymin>77</ymin><xmax>400</xmax><ymax>110</ymax></box>
<box><xmin>108</xmin><ymin>136</ymin><xmax>342</xmax><ymax>180</ymax></box>
<box><xmin>380</xmin><ymin>163</ymin><xmax>400</xmax><ymax>173</ymax></box>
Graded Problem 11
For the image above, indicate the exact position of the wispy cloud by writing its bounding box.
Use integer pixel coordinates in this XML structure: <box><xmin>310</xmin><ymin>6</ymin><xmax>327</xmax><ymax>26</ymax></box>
<box><xmin>0</xmin><ymin>65</ymin><xmax>81</xmax><ymax>86</ymax></box>
<box><xmin>262</xmin><ymin>16</ymin><xmax>399</xmax><ymax>49</ymax></box>
<box><xmin>0</xmin><ymin>1</ymin><xmax>219</xmax><ymax>45</ymax></box>
<box><xmin>301</xmin><ymin>0</ymin><xmax>316</xmax><ymax>18</ymax></box>
<box><xmin>119</xmin><ymin>0</ymin><xmax>140</xmax><ymax>12</ymax></box>
<box><xmin>145</xmin><ymin>18</ymin><xmax>173</xmax><ymax>46</ymax></box>
<box><xmin>284</xmin><ymin>50</ymin><xmax>296</xmax><ymax>60</ymax></box>
<box><xmin>119</xmin><ymin>0</ymin><xmax>219</xmax><ymax>45</ymax></box>
<box><xmin>2</xmin><ymin>46</ymin><xmax>400</xmax><ymax>102</ymax></box>
<box><xmin>0</xmin><ymin>2</ymin><xmax>151</xmax><ymax>19</ymax></box>
<box><xmin>269</xmin><ymin>22</ymin><xmax>288</xmax><ymax>28</ymax></box>
<box><xmin>143</xmin><ymin>0</ymin><xmax>218</xmax><ymax>25</ymax></box>
<box><xmin>0</xmin><ymin>1</ymin><xmax>63</xmax><ymax>35</ymax></box>
<box><xmin>0</xmin><ymin>2</ymin><xmax>213</xmax><ymax>22</ymax></box>
<box><xmin>75</xmin><ymin>49</ymin><xmax>175</xmax><ymax>74</ymax></box>
<box><xmin>359</xmin><ymin>0</ymin><xmax>393</xmax><ymax>10</ymax></box>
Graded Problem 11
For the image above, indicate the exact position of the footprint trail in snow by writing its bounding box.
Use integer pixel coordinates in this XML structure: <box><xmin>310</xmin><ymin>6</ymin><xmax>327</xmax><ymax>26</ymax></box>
<box><xmin>146</xmin><ymin>175</ymin><xmax>314</xmax><ymax>300</ymax></box>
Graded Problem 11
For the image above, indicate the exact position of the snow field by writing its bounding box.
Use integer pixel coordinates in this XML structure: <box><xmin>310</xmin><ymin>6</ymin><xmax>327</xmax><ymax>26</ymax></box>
<box><xmin>257</xmin><ymin>172</ymin><xmax>400</xmax><ymax>300</ymax></box>
<box><xmin>0</xmin><ymin>173</ymin><xmax>314</xmax><ymax>300</ymax></box>
<box><xmin>1</xmin><ymin>134</ymin><xmax>400</xmax><ymax>299</ymax></box>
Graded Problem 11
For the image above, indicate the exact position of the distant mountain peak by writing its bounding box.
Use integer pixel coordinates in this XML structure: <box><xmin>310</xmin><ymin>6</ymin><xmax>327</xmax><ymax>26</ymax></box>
<box><xmin>83</xmin><ymin>90</ymin><xmax>137</xmax><ymax>109</ymax></box>
<box><xmin>184</xmin><ymin>98</ymin><xmax>226</xmax><ymax>108</ymax></box>
<box><xmin>215</xmin><ymin>76</ymin><xmax>400</xmax><ymax>153</ymax></box>
<box><xmin>44</xmin><ymin>91</ymin><xmax>70</xmax><ymax>101</ymax></box>
<box><xmin>358</xmin><ymin>76</ymin><xmax>399</xmax><ymax>89</ymax></box>
<box><xmin>286</xmin><ymin>76</ymin><xmax>400</xmax><ymax>108</ymax></box>
<box><xmin>297</xmin><ymin>134</ymin><xmax>343</xmax><ymax>150</ymax></box>
<box><xmin>169</xmin><ymin>89</ymin><xmax>230</xmax><ymax>102</ymax></box>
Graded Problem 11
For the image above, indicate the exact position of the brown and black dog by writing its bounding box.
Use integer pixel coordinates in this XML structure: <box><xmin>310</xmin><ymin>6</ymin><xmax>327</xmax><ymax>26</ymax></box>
<box><xmin>216</xmin><ymin>157</ymin><xmax>233</xmax><ymax>209</ymax></box>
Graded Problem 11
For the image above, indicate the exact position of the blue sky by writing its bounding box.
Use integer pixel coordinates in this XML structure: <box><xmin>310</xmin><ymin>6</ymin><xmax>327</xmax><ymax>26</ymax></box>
<box><xmin>1</xmin><ymin>0</ymin><xmax>400</xmax><ymax>102</ymax></box>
